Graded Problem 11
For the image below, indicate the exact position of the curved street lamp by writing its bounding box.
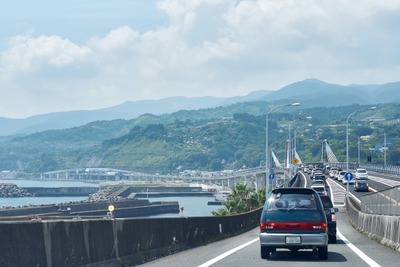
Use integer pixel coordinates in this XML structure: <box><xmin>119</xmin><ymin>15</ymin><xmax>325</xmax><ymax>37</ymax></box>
<box><xmin>346</xmin><ymin>106</ymin><xmax>376</xmax><ymax>195</ymax></box>
<box><xmin>266</xmin><ymin>102</ymin><xmax>300</xmax><ymax>196</ymax></box>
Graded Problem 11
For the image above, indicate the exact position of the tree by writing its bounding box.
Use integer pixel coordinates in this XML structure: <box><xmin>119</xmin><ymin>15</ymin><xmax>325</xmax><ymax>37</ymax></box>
<box><xmin>212</xmin><ymin>183</ymin><xmax>265</xmax><ymax>216</ymax></box>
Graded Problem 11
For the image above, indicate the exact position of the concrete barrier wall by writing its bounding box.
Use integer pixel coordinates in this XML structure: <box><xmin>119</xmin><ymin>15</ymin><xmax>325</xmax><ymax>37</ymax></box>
<box><xmin>346</xmin><ymin>197</ymin><xmax>400</xmax><ymax>251</ymax></box>
<box><xmin>0</xmin><ymin>208</ymin><xmax>262</xmax><ymax>267</ymax></box>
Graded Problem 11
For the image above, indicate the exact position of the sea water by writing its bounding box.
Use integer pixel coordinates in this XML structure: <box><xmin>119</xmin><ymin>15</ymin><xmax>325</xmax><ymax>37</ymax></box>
<box><xmin>0</xmin><ymin>179</ymin><xmax>222</xmax><ymax>217</ymax></box>
<box><xmin>0</xmin><ymin>179</ymin><xmax>99</xmax><ymax>208</ymax></box>
<box><xmin>141</xmin><ymin>196</ymin><xmax>221</xmax><ymax>217</ymax></box>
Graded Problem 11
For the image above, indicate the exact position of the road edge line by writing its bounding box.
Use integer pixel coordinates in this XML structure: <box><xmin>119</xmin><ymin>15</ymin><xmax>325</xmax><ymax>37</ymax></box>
<box><xmin>337</xmin><ymin>229</ymin><xmax>381</xmax><ymax>267</ymax></box>
<box><xmin>197</xmin><ymin>238</ymin><xmax>259</xmax><ymax>267</ymax></box>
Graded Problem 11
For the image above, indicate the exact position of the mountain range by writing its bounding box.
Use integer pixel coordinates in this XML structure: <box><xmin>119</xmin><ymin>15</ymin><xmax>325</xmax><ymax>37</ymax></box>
<box><xmin>1</xmin><ymin>78</ymin><xmax>399</xmax><ymax>136</ymax></box>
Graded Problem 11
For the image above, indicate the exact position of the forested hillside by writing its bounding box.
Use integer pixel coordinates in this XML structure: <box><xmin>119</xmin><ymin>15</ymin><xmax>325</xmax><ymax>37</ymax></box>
<box><xmin>1</xmin><ymin>101</ymin><xmax>399</xmax><ymax>175</ymax></box>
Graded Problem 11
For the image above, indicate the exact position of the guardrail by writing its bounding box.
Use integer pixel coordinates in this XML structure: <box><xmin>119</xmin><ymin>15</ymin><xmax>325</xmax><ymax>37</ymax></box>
<box><xmin>331</xmin><ymin>162</ymin><xmax>400</xmax><ymax>176</ymax></box>
<box><xmin>361</xmin><ymin>185</ymin><xmax>400</xmax><ymax>216</ymax></box>
<box><xmin>360</xmin><ymin>163</ymin><xmax>400</xmax><ymax>176</ymax></box>
<box><xmin>346</xmin><ymin>196</ymin><xmax>400</xmax><ymax>251</ymax></box>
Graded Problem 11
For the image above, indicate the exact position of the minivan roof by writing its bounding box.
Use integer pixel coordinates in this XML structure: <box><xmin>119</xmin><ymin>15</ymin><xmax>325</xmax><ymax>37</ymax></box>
<box><xmin>272</xmin><ymin>187</ymin><xmax>316</xmax><ymax>194</ymax></box>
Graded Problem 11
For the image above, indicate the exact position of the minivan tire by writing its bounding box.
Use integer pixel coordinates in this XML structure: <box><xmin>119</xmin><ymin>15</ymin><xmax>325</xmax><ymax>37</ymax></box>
<box><xmin>261</xmin><ymin>246</ymin><xmax>274</xmax><ymax>259</ymax></box>
<box><xmin>318</xmin><ymin>246</ymin><xmax>328</xmax><ymax>260</ymax></box>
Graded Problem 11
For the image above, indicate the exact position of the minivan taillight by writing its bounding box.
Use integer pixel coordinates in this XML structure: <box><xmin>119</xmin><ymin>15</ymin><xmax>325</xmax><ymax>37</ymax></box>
<box><xmin>260</xmin><ymin>222</ymin><xmax>327</xmax><ymax>230</ymax></box>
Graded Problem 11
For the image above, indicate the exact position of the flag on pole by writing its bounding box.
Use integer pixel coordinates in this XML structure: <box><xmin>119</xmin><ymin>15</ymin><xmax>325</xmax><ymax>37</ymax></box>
<box><xmin>292</xmin><ymin>151</ymin><xmax>302</xmax><ymax>165</ymax></box>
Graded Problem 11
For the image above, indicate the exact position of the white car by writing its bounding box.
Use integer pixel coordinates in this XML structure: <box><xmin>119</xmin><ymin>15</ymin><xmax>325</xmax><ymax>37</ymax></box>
<box><xmin>336</xmin><ymin>171</ymin><xmax>346</xmax><ymax>182</ymax></box>
<box><xmin>355</xmin><ymin>168</ymin><xmax>368</xmax><ymax>179</ymax></box>
<box><xmin>329</xmin><ymin>170</ymin><xmax>338</xmax><ymax>178</ymax></box>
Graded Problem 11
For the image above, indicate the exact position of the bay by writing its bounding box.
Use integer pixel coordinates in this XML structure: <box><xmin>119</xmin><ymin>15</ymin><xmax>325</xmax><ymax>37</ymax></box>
<box><xmin>140</xmin><ymin>196</ymin><xmax>222</xmax><ymax>217</ymax></box>
<box><xmin>0</xmin><ymin>179</ymin><xmax>98</xmax><ymax>208</ymax></box>
<box><xmin>0</xmin><ymin>179</ymin><xmax>223</xmax><ymax>217</ymax></box>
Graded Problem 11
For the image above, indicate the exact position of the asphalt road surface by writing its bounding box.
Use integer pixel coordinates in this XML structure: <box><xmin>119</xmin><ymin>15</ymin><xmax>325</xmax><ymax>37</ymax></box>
<box><xmin>138</xmin><ymin>173</ymin><xmax>400</xmax><ymax>267</ymax></box>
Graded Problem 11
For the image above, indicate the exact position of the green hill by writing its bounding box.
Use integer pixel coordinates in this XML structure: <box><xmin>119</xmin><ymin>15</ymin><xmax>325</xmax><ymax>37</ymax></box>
<box><xmin>0</xmin><ymin>101</ymin><xmax>399</xmax><ymax>174</ymax></box>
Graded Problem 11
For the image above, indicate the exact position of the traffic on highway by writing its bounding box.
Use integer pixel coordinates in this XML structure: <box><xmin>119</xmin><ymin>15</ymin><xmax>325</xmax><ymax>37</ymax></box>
<box><xmin>139</xmin><ymin>167</ymin><xmax>400</xmax><ymax>267</ymax></box>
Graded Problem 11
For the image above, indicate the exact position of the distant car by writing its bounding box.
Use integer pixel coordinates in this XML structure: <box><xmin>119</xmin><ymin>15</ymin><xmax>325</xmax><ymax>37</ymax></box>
<box><xmin>259</xmin><ymin>188</ymin><xmax>328</xmax><ymax>260</ymax></box>
<box><xmin>355</xmin><ymin>168</ymin><xmax>368</xmax><ymax>179</ymax></box>
<box><xmin>311</xmin><ymin>184</ymin><xmax>328</xmax><ymax>196</ymax></box>
<box><xmin>312</xmin><ymin>179</ymin><xmax>325</xmax><ymax>187</ymax></box>
<box><xmin>354</xmin><ymin>179</ymin><xmax>369</xmax><ymax>192</ymax></box>
<box><xmin>313</xmin><ymin>175</ymin><xmax>327</xmax><ymax>187</ymax></box>
<box><xmin>319</xmin><ymin>195</ymin><xmax>338</xmax><ymax>244</ymax></box>
<box><xmin>329</xmin><ymin>167</ymin><xmax>338</xmax><ymax>178</ymax></box>
<box><xmin>336</xmin><ymin>171</ymin><xmax>346</xmax><ymax>182</ymax></box>
<box><xmin>311</xmin><ymin>168</ymin><xmax>323</xmax><ymax>177</ymax></box>
<box><xmin>313</xmin><ymin>174</ymin><xmax>326</xmax><ymax>180</ymax></box>
<box><xmin>307</xmin><ymin>165</ymin><xmax>313</xmax><ymax>174</ymax></box>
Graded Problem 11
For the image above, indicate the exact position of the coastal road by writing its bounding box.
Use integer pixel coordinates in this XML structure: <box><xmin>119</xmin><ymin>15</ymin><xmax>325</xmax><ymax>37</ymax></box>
<box><xmin>138</xmin><ymin>204</ymin><xmax>399</xmax><ymax>267</ymax></box>
<box><xmin>138</xmin><ymin>172</ymin><xmax>399</xmax><ymax>267</ymax></box>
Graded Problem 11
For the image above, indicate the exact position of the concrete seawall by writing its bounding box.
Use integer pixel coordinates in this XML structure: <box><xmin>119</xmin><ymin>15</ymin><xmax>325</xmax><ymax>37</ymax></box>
<box><xmin>0</xmin><ymin>208</ymin><xmax>262</xmax><ymax>266</ymax></box>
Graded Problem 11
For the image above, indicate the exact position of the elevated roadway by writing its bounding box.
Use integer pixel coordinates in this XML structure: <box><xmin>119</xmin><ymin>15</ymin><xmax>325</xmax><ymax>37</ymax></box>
<box><xmin>138</xmin><ymin>170</ymin><xmax>400</xmax><ymax>267</ymax></box>
<box><xmin>139</xmin><ymin>205</ymin><xmax>398</xmax><ymax>267</ymax></box>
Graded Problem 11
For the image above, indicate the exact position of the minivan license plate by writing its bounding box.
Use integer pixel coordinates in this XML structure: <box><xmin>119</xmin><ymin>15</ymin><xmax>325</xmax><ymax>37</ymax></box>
<box><xmin>286</xmin><ymin>236</ymin><xmax>301</xmax><ymax>244</ymax></box>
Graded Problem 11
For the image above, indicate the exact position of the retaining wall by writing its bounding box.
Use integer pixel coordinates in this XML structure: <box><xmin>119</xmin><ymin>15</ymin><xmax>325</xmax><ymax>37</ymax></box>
<box><xmin>0</xmin><ymin>208</ymin><xmax>262</xmax><ymax>267</ymax></box>
<box><xmin>346</xmin><ymin>197</ymin><xmax>400</xmax><ymax>251</ymax></box>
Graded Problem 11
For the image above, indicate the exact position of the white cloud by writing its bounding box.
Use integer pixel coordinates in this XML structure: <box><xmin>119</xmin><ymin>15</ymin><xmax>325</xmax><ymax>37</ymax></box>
<box><xmin>1</xmin><ymin>34</ymin><xmax>91</xmax><ymax>79</ymax></box>
<box><xmin>0</xmin><ymin>0</ymin><xmax>400</xmax><ymax>118</ymax></box>
<box><xmin>89</xmin><ymin>26</ymin><xmax>139</xmax><ymax>51</ymax></box>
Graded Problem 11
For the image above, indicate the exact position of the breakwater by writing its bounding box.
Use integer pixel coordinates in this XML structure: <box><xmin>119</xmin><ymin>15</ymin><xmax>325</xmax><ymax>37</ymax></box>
<box><xmin>22</xmin><ymin>186</ymin><xmax>99</xmax><ymax>196</ymax></box>
<box><xmin>0</xmin><ymin>183</ymin><xmax>33</xmax><ymax>197</ymax></box>
<box><xmin>0</xmin><ymin>185</ymin><xmax>201</xmax><ymax>219</ymax></box>
<box><xmin>0</xmin><ymin>198</ymin><xmax>180</xmax><ymax>219</ymax></box>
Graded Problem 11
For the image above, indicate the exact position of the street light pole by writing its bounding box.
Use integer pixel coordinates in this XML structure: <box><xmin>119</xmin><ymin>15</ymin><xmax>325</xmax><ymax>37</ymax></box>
<box><xmin>358</xmin><ymin>137</ymin><xmax>361</xmax><ymax>165</ymax></box>
<box><xmin>346</xmin><ymin>106</ymin><xmax>376</xmax><ymax>195</ymax></box>
<box><xmin>384</xmin><ymin>131</ymin><xmax>387</xmax><ymax>167</ymax></box>
<box><xmin>265</xmin><ymin>102</ymin><xmax>300</xmax><ymax>197</ymax></box>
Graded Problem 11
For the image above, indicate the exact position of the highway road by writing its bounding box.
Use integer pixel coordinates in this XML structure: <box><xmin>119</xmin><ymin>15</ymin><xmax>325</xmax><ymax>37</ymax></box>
<box><xmin>138</xmin><ymin>172</ymin><xmax>400</xmax><ymax>267</ymax></box>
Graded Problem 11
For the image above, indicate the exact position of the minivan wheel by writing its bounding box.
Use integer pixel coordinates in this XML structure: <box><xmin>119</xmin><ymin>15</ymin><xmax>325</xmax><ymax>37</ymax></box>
<box><xmin>329</xmin><ymin>235</ymin><xmax>337</xmax><ymax>244</ymax></box>
<box><xmin>260</xmin><ymin>246</ymin><xmax>272</xmax><ymax>259</ymax></box>
<box><xmin>318</xmin><ymin>246</ymin><xmax>328</xmax><ymax>260</ymax></box>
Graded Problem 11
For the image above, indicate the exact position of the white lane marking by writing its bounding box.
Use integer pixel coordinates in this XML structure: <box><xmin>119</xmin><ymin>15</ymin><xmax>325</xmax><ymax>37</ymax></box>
<box><xmin>327</xmin><ymin>178</ymin><xmax>335</xmax><ymax>201</ymax></box>
<box><xmin>337</xmin><ymin>229</ymin><xmax>381</xmax><ymax>267</ymax></box>
<box><xmin>197</xmin><ymin>228</ymin><xmax>381</xmax><ymax>266</ymax></box>
<box><xmin>302</xmin><ymin>172</ymin><xmax>308</xmax><ymax>187</ymax></box>
<box><xmin>197</xmin><ymin>238</ymin><xmax>258</xmax><ymax>267</ymax></box>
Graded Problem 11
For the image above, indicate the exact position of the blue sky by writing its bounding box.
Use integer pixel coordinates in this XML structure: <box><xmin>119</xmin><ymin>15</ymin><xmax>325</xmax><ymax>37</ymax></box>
<box><xmin>1</xmin><ymin>0</ymin><xmax>400</xmax><ymax>118</ymax></box>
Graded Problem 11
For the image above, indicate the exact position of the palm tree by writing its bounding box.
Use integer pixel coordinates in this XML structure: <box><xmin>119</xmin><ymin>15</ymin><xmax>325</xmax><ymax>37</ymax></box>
<box><xmin>212</xmin><ymin>183</ymin><xmax>265</xmax><ymax>216</ymax></box>
<box><xmin>248</xmin><ymin>188</ymin><xmax>266</xmax><ymax>210</ymax></box>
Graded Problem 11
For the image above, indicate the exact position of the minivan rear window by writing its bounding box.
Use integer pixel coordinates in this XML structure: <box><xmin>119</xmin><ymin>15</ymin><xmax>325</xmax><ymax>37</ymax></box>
<box><xmin>267</xmin><ymin>193</ymin><xmax>317</xmax><ymax>211</ymax></box>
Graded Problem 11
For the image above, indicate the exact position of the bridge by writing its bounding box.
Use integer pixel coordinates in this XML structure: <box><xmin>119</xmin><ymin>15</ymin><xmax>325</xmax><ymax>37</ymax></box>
<box><xmin>39</xmin><ymin>138</ymin><xmax>398</xmax><ymax>189</ymax></box>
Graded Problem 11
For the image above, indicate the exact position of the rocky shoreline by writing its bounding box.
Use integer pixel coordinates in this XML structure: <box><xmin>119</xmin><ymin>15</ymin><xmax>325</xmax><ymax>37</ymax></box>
<box><xmin>0</xmin><ymin>183</ymin><xmax>34</xmax><ymax>197</ymax></box>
